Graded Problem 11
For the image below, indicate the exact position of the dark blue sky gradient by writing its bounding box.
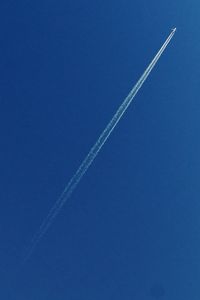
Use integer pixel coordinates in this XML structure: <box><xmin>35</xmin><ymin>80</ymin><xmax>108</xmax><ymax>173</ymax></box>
<box><xmin>0</xmin><ymin>0</ymin><xmax>200</xmax><ymax>299</ymax></box>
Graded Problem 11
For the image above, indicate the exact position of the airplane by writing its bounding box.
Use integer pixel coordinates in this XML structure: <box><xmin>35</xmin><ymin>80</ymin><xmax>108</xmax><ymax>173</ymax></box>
<box><xmin>172</xmin><ymin>27</ymin><xmax>177</xmax><ymax>32</ymax></box>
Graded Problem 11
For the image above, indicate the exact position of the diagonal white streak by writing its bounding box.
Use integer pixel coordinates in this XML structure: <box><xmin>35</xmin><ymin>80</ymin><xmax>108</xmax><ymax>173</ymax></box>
<box><xmin>23</xmin><ymin>29</ymin><xmax>176</xmax><ymax>262</ymax></box>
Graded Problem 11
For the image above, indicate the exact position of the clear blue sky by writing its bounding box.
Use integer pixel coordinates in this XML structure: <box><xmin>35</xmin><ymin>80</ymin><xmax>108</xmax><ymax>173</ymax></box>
<box><xmin>0</xmin><ymin>0</ymin><xmax>200</xmax><ymax>299</ymax></box>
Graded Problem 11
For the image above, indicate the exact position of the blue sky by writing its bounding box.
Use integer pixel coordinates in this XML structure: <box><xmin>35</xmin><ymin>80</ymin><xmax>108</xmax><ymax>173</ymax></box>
<box><xmin>0</xmin><ymin>0</ymin><xmax>200</xmax><ymax>299</ymax></box>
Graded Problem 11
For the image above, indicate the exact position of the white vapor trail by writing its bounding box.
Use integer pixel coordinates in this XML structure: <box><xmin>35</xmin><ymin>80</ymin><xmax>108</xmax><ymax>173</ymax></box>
<box><xmin>23</xmin><ymin>29</ymin><xmax>176</xmax><ymax>262</ymax></box>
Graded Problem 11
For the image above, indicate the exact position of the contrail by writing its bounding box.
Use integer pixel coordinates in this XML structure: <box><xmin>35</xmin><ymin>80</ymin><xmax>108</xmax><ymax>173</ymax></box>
<box><xmin>23</xmin><ymin>28</ymin><xmax>176</xmax><ymax>262</ymax></box>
